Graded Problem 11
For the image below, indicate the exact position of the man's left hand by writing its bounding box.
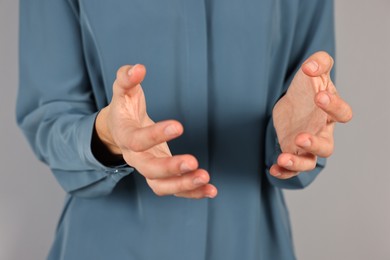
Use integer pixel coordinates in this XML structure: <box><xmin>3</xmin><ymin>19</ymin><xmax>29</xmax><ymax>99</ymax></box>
<box><xmin>271</xmin><ymin>51</ymin><xmax>353</xmax><ymax>179</ymax></box>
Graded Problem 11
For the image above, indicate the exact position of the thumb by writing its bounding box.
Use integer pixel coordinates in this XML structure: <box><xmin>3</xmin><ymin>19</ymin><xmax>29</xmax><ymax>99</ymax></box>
<box><xmin>301</xmin><ymin>51</ymin><xmax>334</xmax><ymax>77</ymax></box>
<box><xmin>113</xmin><ymin>64</ymin><xmax>147</xmax><ymax>97</ymax></box>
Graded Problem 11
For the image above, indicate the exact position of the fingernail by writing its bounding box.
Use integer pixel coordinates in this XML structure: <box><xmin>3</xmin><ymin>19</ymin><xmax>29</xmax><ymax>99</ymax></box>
<box><xmin>306</xmin><ymin>61</ymin><xmax>319</xmax><ymax>72</ymax></box>
<box><xmin>180</xmin><ymin>162</ymin><xmax>192</xmax><ymax>172</ymax></box>
<box><xmin>285</xmin><ymin>160</ymin><xmax>293</xmax><ymax>167</ymax></box>
<box><xmin>128</xmin><ymin>65</ymin><xmax>137</xmax><ymax>77</ymax></box>
<box><xmin>193</xmin><ymin>177</ymin><xmax>206</xmax><ymax>185</ymax></box>
<box><xmin>164</xmin><ymin>125</ymin><xmax>179</xmax><ymax>136</ymax></box>
<box><xmin>318</xmin><ymin>93</ymin><xmax>330</xmax><ymax>106</ymax></box>
<box><xmin>300</xmin><ymin>139</ymin><xmax>311</xmax><ymax>148</ymax></box>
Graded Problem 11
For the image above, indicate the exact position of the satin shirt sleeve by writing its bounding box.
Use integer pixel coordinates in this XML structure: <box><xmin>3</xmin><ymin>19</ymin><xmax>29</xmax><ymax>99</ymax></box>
<box><xmin>16</xmin><ymin>0</ymin><xmax>133</xmax><ymax>198</ymax></box>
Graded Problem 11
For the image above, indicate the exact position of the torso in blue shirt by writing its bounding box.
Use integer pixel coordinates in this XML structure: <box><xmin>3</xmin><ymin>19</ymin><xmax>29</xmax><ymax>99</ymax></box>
<box><xmin>17</xmin><ymin>0</ymin><xmax>335</xmax><ymax>259</ymax></box>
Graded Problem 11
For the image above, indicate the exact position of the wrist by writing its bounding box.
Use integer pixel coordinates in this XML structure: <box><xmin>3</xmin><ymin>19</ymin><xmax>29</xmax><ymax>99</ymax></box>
<box><xmin>95</xmin><ymin>107</ymin><xmax>122</xmax><ymax>155</ymax></box>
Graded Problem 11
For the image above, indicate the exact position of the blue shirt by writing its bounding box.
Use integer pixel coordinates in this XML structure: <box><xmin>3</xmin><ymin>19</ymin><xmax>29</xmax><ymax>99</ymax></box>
<box><xmin>17</xmin><ymin>0</ymin><xmax>334</xmax><ymax>259</ymax></box>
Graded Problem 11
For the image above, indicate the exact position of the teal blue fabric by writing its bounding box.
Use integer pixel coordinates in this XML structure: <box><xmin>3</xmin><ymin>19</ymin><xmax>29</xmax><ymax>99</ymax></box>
<box><xmin>17</xmin><ymin>0</ymin><xmax>334</xmax><ymax>259</ymax></box>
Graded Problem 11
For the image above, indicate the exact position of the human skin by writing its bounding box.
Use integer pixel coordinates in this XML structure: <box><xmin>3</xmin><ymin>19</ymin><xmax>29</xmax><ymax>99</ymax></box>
<box><xmin>95</xmin><ymin>51</ymin><xmax>352</xmax><ymax>199</ymax></box>
<box><xmin>271</xmin><ymin>51</ymin><xmax>353</xmax><ymax>179</ymax></box>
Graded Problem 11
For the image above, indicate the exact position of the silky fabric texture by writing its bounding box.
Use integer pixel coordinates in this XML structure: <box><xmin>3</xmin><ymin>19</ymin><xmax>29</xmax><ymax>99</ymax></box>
<box><xmin>17</xmin><ymin>0</ymin><xmax>334</xmax><ymax>259</ymax></box>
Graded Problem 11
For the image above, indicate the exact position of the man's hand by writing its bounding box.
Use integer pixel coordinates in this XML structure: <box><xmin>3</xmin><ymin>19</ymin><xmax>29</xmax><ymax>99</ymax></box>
<box><xmin>95</xmin><ymin>65</ymin><xmax>217</xmax><ymax>199</ymax></box>
<box><xmin>271</xmin><ymin>51</ymin><xmax>353</xmax><ymax>179</ymax></box>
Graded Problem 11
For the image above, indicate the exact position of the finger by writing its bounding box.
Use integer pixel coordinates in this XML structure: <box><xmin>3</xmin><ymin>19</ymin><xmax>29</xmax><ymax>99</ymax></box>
<box><xmin>175</xmin><ymin>184</ymin><xmax>218</xmax><ymax>199</ymax></box>
<box><xmin>316</xmin><ymin>91</ymin><xmax>353</xmax><ymax>123</ymax></box>
<box><xmin>147</xmin><ymin>169</ymin><xmax>212</xmax><ymax>196</ymax></box>
<box><xmin>270</xmin><ymin>164</ymin><xmax>298</xmax><ymax>179</ymax></box>
<box><xmin>134</xmin><ymin>153</ymin><xmax>199</xmax><ymax>179</ymax></box>
<box><xmin>113</xmin><ymin>64</ymin><xmax>147</xmax><ymax>97</ymax></box>
<box><xmin>295</xmin><ymin>131</ymin><xmax>334</xmax><ymax>158</ymax></box>
<box><xmin>276</xmin><ymin>152</ymin><xmax>317</xmax><ymax>172</ymax></box>
<box><xmin>125</xmin><ymin>120</ymin><xmax>184</xmax><ymax>152</ymax></box>
<box><xmin>301</xmin><ymin>51</ymin><xmax>334</xmax><ymax>77</ymax></box>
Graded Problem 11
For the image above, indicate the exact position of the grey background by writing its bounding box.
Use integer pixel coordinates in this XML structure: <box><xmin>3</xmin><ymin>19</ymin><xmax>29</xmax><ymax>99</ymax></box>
<box><xmin>1</xmin><ymin>1</ymin><xmax>389</xmax><ymax>259</ymax></box>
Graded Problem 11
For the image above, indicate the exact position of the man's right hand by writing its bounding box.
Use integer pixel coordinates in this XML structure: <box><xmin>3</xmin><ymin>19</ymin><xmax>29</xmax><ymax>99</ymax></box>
<box><xmin>95</xmin><ymin>65</ymin><xmax>217</xmax><ymax>199</ymax></box>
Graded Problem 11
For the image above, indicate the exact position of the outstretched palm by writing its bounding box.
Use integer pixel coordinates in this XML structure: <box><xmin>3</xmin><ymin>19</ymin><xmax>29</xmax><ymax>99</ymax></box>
<box><xmin>270</xmin><ymin>52</ymin><xmax>352</xmax><ymax>178</ymax></box>
<box><xmin>96</xmin><ymin>65</ymin><xmax>217</xmax><ymax>198</ymax></box>
<box><xmin>273</xmin><ymin>61</ymin><xmax>335</xmax><ymax>155</ymax></box>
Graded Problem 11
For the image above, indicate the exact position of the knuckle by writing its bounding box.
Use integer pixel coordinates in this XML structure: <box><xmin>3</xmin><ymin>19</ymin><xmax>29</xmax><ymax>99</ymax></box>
<box><xmin>312</xmin><ymin>137</ymin><xmax>334</xmax><ymax>158</ymax></box>
<box><xmin>308</xmin><ymin>161</ymin><xmax>317</xmax><ymax>170</ymax></box>
<box><xmin>154</xmin><ymin>190</ymin><xmax>166</xmax><ymax>197</ymax></box>
<box><xmin>324</xmin><ymin>151</ymin><xmax>333</xmax><ymax>158</ymax></box>
<box><xmin>151</xmin><ymin>186</ymin><xmax>166</xmax><ymax>197</ymax></box>
<box><xmin>127</xmin><ymin>138</ymin><xmax>144</xmax><ymax>152</ymax></box>
<box><xmin>175</xmin><ymin>179</ymin><xmax>187</xmax><ymax>193</ymax></box>
<box><xmin>142</xmin><ymin>164</ymin><xmax>165</xmax><ymax>180</ymax></box>
<box><xmin>149</xmin><ymin>128</ymin><xmax>162</xmax><ymax>144</ymax></box>
<box><xmin>321</xmin><ymin>146</ymin><xmax>334</xmax><ymax>158</ymax></box>
<box><xmin>143</xmin><ymin>171</ymin><xmax>154</xmax><ymax>180</ymax></box>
